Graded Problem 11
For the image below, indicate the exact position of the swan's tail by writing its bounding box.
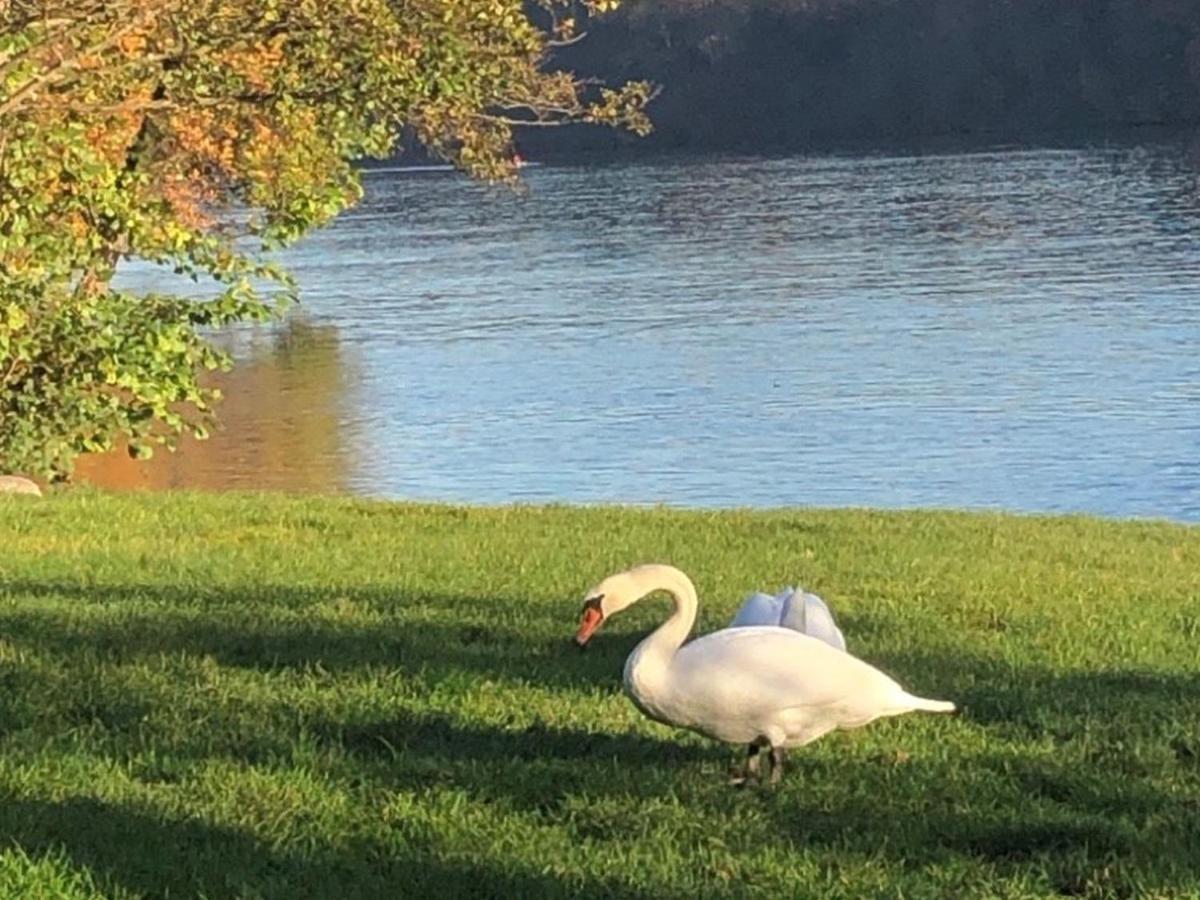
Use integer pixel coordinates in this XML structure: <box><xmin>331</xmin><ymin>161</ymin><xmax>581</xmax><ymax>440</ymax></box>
<box><xmin>900</xmin><ymin>693</ymin><xmax>956</xmax><ymax>714</ymax></box>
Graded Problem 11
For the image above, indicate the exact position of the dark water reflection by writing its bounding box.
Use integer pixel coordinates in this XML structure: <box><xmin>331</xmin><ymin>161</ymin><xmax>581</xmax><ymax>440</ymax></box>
<box><xmin>96</xmin><ymin>141</ymin><xmax>1200</xmax><ymax>521</ymax></box>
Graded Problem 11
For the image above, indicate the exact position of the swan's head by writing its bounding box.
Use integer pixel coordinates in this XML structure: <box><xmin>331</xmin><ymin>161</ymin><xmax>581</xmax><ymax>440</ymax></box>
<box><xmin>575</xmin><ymin>570</ymin><xmax>639</xmax><ymax>647</ymax></box>
<box><xmin>574</xmin><ymin>565</ymin><xmax>686</xmax><ymax>647</ymax></box>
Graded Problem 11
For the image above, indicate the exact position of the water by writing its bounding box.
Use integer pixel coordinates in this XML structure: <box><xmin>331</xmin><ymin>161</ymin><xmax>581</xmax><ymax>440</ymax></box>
<box><xmin>97</xmin><ymin>141</ymin><xmax>1200</xmax><ymax>521</ymax></box>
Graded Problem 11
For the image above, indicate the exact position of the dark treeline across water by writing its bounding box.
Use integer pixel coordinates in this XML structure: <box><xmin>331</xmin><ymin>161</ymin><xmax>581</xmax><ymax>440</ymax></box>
<box><xmin>521</xmin><ymin>0</ymin><xmax>1200</xmax><ymax>153</ymax></box>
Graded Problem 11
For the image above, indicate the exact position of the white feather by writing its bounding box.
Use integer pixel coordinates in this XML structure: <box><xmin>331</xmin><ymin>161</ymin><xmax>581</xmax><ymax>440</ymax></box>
<box><xmin>730</xmin><ymin>586</ymin><xmax>847</xmax><ymax>652</ymax></box>
<box><xmin>582</xmin><ymin>565</ymin><xmax>954</xmax><ymax>753</ymax></box>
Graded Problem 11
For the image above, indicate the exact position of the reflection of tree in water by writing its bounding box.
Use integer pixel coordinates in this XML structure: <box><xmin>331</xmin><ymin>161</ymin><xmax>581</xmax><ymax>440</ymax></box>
<box><xmin>77</xmin><ymin>318</ymin><xmax>354</xmax><ymax>493</ymax></box>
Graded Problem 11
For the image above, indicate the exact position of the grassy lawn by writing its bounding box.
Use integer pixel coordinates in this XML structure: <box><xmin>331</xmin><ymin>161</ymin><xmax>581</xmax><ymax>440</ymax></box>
<box><xmin>0</xmin><ymin>491</ymin><xmax>1198</xmax><ymax>898</ymax></box>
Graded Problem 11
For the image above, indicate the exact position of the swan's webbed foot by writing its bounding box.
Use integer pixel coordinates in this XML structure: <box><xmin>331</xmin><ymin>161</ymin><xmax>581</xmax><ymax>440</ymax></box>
<box><xmin>729</xmin><ymin>741</ymin><xmax>765</xmax><ymax>787</ymax></box>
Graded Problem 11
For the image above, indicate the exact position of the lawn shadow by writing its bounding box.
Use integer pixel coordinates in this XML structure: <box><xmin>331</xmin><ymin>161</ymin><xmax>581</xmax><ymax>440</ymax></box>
<box><xmin>871</xmin><ymin>643</ymin><xmax>1200</xmax><ymax>740</ymax></box>
<box><xmin>0</xmin><ymin>576</ymin><xmax>720</xmax><ymax>813</ymax></box>
<box><xmin>316</xmin><ymin>708</ymin><xmax>709</xmax><ymax>768</ymax></box>
<box><xmin>6</xmin><ymin>575</ymin><xmax>1200</xmax><ymax>893</ymax></box>
<box><xmin>755</xmin><ymin>645</ymin><xmax>1200</xmax><ymax>892</ymax></box>
<box><xmin>762</xmin><ymin>743</ymin><xmax>1200</xmax><ymax>893</ymax></box>
<box><xmin>0</xmin><ymin>578</ymin><xmax>628</xmax><ymax>689</ymax></box>
<box><xmin>305</xmin><ymin>707</ymin><xmax>723</xmax><ymax>814</ymax></box>
<box><xmin>0</xmin><ymin>795</ymin><xmax>657</xmax><ymax>899</ymax></box>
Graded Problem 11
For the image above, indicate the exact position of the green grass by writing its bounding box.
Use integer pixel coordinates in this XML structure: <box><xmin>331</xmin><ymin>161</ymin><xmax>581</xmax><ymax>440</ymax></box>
<box><xmin>0</xmin><ymin>491</ymin><xmax>1198</xmax><ymax>899</ymax></box>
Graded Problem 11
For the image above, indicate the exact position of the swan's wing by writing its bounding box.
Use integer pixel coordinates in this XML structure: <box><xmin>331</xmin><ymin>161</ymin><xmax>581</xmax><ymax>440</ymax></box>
<box><xmin>751</xmin><ymin>586</ymin><xmax>847</xmax><ymax>650</ymax></box>
<box><xmin>729</xmin><ymin>592</ymin><xmax>784</xmax><ymax>628</ymax></box>
<box><xmin>801</xmin><ymin>591</ymin><xmax>847</xmax><ymax>652</ymax></box>
<box><xmin>777</xmin><ymin>587</ymin><xmax>808</xmax><ymax>632</ymax></box>
<box><xmin>675</xmin><ymin>627</ymin><xmax>900</xmax><ymax>715</ymax></box>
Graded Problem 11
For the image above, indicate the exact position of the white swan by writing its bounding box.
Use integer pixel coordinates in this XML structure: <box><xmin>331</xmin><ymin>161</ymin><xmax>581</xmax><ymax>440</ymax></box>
<box><xmin>730</xmin><ymin>587</ymin><xmax>847</xmax><ymax>652</ymax></box>
<box><xmin>575</xmin><ymin>564</ymin><xmax>954</xmax><ymax>784</ymax></box>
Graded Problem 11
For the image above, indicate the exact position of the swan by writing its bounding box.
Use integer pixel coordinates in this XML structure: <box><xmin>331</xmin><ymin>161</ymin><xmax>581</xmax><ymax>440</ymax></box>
<box><xmin>730</xmin><ymin>587</ymin><xmax>847</xmax><ymax>651</ymax></box>
<box><xmin>575</xmin><ymin>564</ymin><xmax>955</xmax><ymax>784</ymax></box>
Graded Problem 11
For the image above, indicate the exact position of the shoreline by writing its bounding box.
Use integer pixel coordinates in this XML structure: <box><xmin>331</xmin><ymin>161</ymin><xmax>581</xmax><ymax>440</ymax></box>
<box><xmin>35</xmin><ymin>484</ymin><xmax>1200</xmax><ymax>530</ymax></box>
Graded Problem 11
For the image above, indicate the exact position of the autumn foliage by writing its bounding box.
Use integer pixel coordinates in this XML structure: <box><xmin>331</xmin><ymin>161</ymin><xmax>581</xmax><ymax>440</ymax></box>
<box><xmin>0</xmin><ymin>0</ymin><xmax>652</xmax><ymax>479</ymax></box>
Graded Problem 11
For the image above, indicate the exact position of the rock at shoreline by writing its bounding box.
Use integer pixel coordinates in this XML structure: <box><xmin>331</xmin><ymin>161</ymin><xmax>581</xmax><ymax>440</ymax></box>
<box><xmin>0</xmin><ymin>475</ymin><xmax>42</xmax><ymax>497</ymax></box>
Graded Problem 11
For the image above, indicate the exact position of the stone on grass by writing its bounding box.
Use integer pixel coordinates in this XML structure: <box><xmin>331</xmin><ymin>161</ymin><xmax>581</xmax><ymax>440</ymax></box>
<box><xmin>0</xmin><ymin>475</ymin><xmax>42</xmax><ymax>497</ymax></box>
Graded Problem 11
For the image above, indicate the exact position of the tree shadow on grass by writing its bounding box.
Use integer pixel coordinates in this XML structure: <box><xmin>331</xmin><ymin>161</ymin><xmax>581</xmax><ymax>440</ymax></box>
<box><xmin>762</xmin><ymin>748</ymin><xmax>1200</xmax><ymax>894</ymax></box>
<box><xmin>6</xmin><ymin>576</ymin><xmax>1200</xmax><ymax>893</ymax></box>
<box><xmin>752</xmin><ymin>647</ymin><xmax>1200</xmax><ymax>894</ymax></box>
<box><xmin>871</xmin><ymin>644</ymin><xmax>1200</xmax><ymax>743</ymax></box>
<box><xmin>0</xmin><ymin>577</ymin><xmax>719</xmax><ymax>812</ymax></box>
<box><xmin>0</xmin><ymin>578</ymin><xmax>630</xmax><ymax>689</ymax></box>
<box><xmin>0</xmin><ymin>796</ymin><xmax>656</xmax><ymax>900</ymax></box>
<box><xmin>317</xmin><ymin>709</ymin><xmax>708</xmax><ymax>768</ymax></box>
<box><xmin>8</xmin><ymin>577</ymin><xmax>1200</xmax><ymax>740</ymax></box>
<box><xmin>305</xmin><ymin>707</ymin><xmax>723</xmax><ymax>816</ymax></box>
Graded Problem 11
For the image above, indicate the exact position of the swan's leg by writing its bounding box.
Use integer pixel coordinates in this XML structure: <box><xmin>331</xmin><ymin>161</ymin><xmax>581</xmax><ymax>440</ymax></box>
<box><xmin>746</xmin><ymin>743</ymin><xmax>763</xmax><ymax>779</ymax></box>
<box><xmin>730</xmin><ymin>742</ymin><xmax>764</xmax><ymax>786</ymax></box>
<box><xmin>768</xmin><ymin>745</ymin><xmax>786</xmax><ymax>786</ymax></box>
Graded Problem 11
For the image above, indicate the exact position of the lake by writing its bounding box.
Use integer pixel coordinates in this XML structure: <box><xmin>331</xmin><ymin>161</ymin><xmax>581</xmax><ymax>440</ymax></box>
<box><xmin>92</xmin><ymin>140</ymin><xmax>1200</xmax><ymax>522</ymax></box>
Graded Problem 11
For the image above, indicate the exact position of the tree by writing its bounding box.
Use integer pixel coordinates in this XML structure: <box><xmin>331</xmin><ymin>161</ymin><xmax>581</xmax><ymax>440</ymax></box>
<box><xmin>0</xmin><ymin>0</ymin><xmax>652</xmax><ymax>479</ymax></box>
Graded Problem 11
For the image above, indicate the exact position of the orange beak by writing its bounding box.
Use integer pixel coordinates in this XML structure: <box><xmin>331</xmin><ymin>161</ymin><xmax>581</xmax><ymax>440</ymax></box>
<box><xmin>575</xmin><ymin>605</ymin><xmax>604</xmax><ymax>647</ymax></box>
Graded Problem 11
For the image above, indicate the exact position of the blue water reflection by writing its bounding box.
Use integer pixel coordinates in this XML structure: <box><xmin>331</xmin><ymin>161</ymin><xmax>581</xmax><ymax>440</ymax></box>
<box><xmin>111</xmin><ymin>143</ymin><xmax>1200</xmax><ymax>520</ymax></box>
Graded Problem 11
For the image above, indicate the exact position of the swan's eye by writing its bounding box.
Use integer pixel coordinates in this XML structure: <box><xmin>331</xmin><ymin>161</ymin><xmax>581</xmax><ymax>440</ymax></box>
<box><xmin>581</xmin><ymin>594</ymin><xmax>604</xmax><ymax>615</ymax></box>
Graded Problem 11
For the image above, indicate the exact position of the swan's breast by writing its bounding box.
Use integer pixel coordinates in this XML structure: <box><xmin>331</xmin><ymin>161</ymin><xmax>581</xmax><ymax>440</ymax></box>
<box><xmin>622</xmin><ymin>647</ymin><xmax>676</xmax><ymax>728</ymax></box>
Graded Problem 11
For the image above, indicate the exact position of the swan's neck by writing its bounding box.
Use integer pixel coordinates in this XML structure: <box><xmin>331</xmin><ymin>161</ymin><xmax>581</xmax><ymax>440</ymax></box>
<box><xmin>623</xmin><ymin>566</ymin><xmax>699</xmax><ymax>694</ymax></box>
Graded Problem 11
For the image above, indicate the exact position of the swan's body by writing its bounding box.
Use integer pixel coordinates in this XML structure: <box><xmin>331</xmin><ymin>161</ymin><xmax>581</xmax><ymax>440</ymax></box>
<box><xmin>730</xmin><ymin>587</ymin><xmax>847</xmax><ymax>652</ymax></box>
<box><xmin>576</xmin><ymin>564</ymin><xmax>954</xmax><ymax>783</ymax></box>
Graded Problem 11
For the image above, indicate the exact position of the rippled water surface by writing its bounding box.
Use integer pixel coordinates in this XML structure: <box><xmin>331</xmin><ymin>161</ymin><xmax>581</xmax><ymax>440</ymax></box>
<box><xmin>99</xmin><ymin>143</ymin><xmax>1200</xmax><ymax>520</ymax></box>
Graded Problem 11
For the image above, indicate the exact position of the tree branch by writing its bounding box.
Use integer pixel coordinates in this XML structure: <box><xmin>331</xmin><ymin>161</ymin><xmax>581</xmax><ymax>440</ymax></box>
<box><xmin>546</xmin><ymin>30</ymin><xmax>589</xmax><ymax>48</ymax></box>
<box><xmin>0</xmin><ymin>16</ymin><xmax>153</xmax><ymax>117</ymax></box>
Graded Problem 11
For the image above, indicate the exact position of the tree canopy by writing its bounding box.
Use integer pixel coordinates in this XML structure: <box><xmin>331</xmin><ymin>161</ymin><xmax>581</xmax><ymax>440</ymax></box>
<box><xmin>0</xmin><ymin>0</ymin><xmax>652</xmax><ymax>479</ymax></box>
